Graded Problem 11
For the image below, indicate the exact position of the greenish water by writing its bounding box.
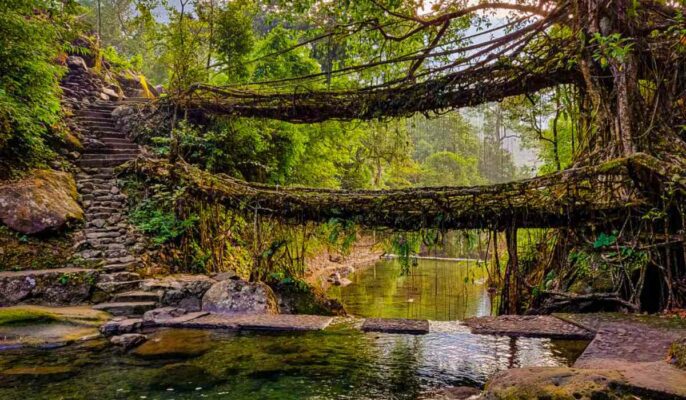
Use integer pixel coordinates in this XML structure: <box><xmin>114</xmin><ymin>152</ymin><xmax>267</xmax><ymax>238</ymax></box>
<box><xmin>0</xmin><ymin>325</ymin><xmax>586</xmax><ymax>400</ymax></box>
<box><xmin>0</xmin><ymin>259</ymin><xmax>590</xmax><ymax>399</ymax></box>
<box><xmin>328</xmin><ymin>259</ymin><xmax>493</xmax><ymax>320</ymax></box>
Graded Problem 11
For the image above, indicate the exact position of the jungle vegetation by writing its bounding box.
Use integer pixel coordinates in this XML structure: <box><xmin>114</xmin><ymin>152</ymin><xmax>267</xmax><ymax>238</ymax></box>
<box><xmin>2</xmin><ymin>0</ymin><xmax>684</xmax><ymax>314</ymax></box>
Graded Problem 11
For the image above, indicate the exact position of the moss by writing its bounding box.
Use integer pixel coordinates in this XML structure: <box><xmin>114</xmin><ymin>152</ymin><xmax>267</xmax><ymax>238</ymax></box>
<box><xmin>0</xmin><ymin>308</ymin><xmax>59</xmax><ymax>326</ymax></box>
<box><xmin>0</xmin><ymin>306</ymin><xmax>109</xmax><ymax>327</ymax></box>
<box><xmin>0</xmin><ymin>226</ymin><xmax>80</xmax><ymax>271</ymax></box>
<box><xmin>668</xmin><ymin>338</ymin><xmax>686</xmax><ymax>370</ymax></box>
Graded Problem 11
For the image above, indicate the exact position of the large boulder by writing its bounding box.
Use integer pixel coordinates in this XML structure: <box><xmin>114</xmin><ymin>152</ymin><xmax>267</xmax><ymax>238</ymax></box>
<box><xmin>141</xmin><ymin>275</ymin><xmax>216</xmax><ymax>312</ymax></box>
<box><xmin>202</xmin><ymin>279</ymin><xmax>279</xmax><ymax>315</ymax></box>
<box><xmin>0</xmin><ymin>170</ymin><xmax>83</xmax><ymax>234</ymax></box>
<box><xmin>0</xmin><ymin>268</ymin><xmax>98</xmax><ymax>306</ymax></box>
<box><xmin>270</xmin><ymin>281</ymin><xmax>346</xmax><ymax>316</ymax></box>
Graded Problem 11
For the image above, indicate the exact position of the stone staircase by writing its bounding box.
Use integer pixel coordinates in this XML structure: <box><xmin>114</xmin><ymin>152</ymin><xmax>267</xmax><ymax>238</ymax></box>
<box><xmin>73</xmin><ymin>99</ymin><xmax>157</xmax><ymax>317</ymax></box>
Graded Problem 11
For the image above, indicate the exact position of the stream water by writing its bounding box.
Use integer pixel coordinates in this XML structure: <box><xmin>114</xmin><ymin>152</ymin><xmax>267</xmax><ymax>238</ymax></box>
<box><xmin>0</xmin><ymin>259</ymin><xmax>589</xmax><ymax>400</ymax></box>
<box><xmin>327</xmin><ymin>259</ymin><xmax>494</xmax><ymax>320</ymax></box>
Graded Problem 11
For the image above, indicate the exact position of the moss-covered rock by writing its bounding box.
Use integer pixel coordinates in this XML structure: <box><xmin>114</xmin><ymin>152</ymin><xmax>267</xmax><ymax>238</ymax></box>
<box><xmin>131</xmin><ymin>329</ymin><xmax>214</xmax><ymax>359</ymax></box>
<box><xmin>0</xmin><ymin>169</ymin><xmax>83</xmax><ymax>234</ymax></box>
<box><xmin>669</xmin><ymin>338</ymin><xmax>686</xmax><ymax>370</ymax></box>
<box><xmin>0</xmin><ymin>268</ymin><xmax>99</xmax><ymax>306</ymax></box>
<box><xmin>270</xmin><ymin>281</ymin><xmax>347</xmax><ymax>316</ymax></box>
<box><xmin>483</xmin><ymin>367</ymin><xmax>625</xmax><ymax>400</ymax></box>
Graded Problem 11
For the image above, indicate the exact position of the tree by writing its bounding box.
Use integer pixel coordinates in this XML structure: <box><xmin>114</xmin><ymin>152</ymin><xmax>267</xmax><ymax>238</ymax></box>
<box><xmin>0</xmin><ymin>0</ymin><xmax>80</xmax><ymax>175</ymax></box>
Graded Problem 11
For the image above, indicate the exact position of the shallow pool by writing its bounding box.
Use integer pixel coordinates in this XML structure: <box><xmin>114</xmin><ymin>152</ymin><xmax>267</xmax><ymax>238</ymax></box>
<box><xmin>0</xmin><ymin>323</ymin><xmax>588</xmax><ymax>400</ymax></box>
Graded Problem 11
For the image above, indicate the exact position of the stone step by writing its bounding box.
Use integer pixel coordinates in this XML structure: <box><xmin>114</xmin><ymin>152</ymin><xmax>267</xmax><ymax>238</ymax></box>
<box><xmin>101</xmin><ymin>138</ymin><xmax>136</xmax><ymax>145</ymax></box>
<box><xmin>76</xmin><ymin>117</ymin><xmax>115</xmax><ymax>124</ymax></box>
<box><xmin>112</xmin><ymin>291</ymin><xmax>160</xmax><ymax>303</ymax></box>
<box><xmin>84</xmin><ymin>148</ymin><xmax>138</xmax><ymax>155</ymax></box>
<box><xmin>96</xmin><ymin>280</ymin><xmax>143</xmax><ymax>293</ymax></box>
<box><xmin>75</xmin><ymin>110</ymin><xmax>112</xmax><ymax>118</ymax></box>
<box><xmin>98</xmin><ymin>271</ymin><xmax>141</xmax><ymax>283</ymax></box>
<box><xmin>101</xmin><ymin>262</ymin><xmax>137</xmax><ymax>272</ymax></box>
<box><xmin>79</xmin><ymin>158</ymin><xmax>135</xmax><ymax>168</ymax></box>
<box><xmin>85</xmin><ymin>206</ymin><xmax>121</xmax><ymax>214</ymax></box>
<box><xmin>80</xmin><ymin>167</ymin><xmax>116</xmax><ymax>174</ymax></box>
<box><xmin>79</xmin><ymin>119</ymin><xmax>117</xmax><ymax>130</ymax></box>
<box><xmin>92</xmin><ymin>301</ymin><xmax>156</xmax><ymax>317</ymax></box>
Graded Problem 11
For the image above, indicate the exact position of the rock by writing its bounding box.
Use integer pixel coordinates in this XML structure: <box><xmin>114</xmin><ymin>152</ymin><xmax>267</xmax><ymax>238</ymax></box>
<box><xmin>100</xmin><ymin>317</ymin><xmax>143</xmax><ymax>336</ymax></box>
<box><xmin>669</xmin><ymin>338</ymin><xmax>686</xmax><ymax>370</ymax></box>
<box><xmin>0</xmin><ymin>169</ymin><xmax>84</xmax><ymax>234</ymax></box>
<box><xmin>270</xmin><ymin>281</ymin><xmax>347</xmax><ymax>316</ymax></box>
<box><xmin>142</xmin><ymin>307</ymin><xmax>187</xmax><ymax>323</ymax></box>
<box><xmin>420</xmin><ymin>386</ymin><xmax>482</xmax><ymax>399</ymax></box>
<box><xmin>0</xmin><ymin>268</ymin><xmax>98</xmax><ymax>306</ymax></box>
<box><xmin>0</xmin><ymin>366</ymin><xmax>75</xmax><ymax>387</ymax></box>
<box><xmin>483</xmin><ymin>367</ymin><xmax>622</xmax><ymax>399</ymax></box>
<box><xmin>99</xmin><ymin>92</ymin><xmax>110</xmax><ymax>101</ymax></box>
<box><xmin>211</xmin><ymin>270</ymin><xmax>239</xmax><ymax>281</ymax></box>
<box><xmin>131</xmin><ymin>329</ymin><xmax>214</xmax><ymax>359</ymax></box>
<box><xmin>202</xmin><ymin>279</ymin><xmax>279</xmax><ymax>315</ymax></box>
<box><xmin>101</xmin><ymin>87</ymin><xmax>120</xmax><ymax>100</ymax></box>
<box><xmin>110</xmin><ymin>333</ymin><xmax>146</xmax><ymax>350</ymax></box>
<box><xmin>66</xmin><ymin>56</ymin><xmax>87</xmax><ymax>71</ymax></box>
<box><xmin>148</xmin><ymin>363</ymin><xmax>224</xmax><ymax>392</ymax></box>
<box><xmin>143</xmin><ymin>275</ymin><xmax>216</xmax><ymax>312</ymax></box>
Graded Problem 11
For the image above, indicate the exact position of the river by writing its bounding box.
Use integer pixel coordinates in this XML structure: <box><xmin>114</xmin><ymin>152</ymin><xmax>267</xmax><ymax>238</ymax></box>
<box><xmin>0</xmin><ymin>259</ymin><xmax>589</xmax><ymax>399</ymax></box>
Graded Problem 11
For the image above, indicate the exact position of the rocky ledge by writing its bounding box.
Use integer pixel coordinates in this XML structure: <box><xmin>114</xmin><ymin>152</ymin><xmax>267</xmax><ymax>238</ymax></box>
<box><xmin>0</xmin><ymin>269</ymin><xmax>98</xmax><ymax>306</ymax></box>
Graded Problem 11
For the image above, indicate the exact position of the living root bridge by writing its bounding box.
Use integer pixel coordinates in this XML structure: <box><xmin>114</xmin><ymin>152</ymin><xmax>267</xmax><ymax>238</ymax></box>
<box><xmin>128</xmin><ymin>153</ymin><xmax>679</xmax><ymax>231</ymax></box>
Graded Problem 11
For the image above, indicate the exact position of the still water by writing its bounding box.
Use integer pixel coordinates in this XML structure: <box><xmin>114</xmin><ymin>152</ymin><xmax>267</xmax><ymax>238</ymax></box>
<box><xmin>0</xmin><ymin>325</ymin><xmax>586</xmax><ymax>400</ymax></box>
<box><xmin>328</xmin><ymin>259</ymin><xmax>494</xmax><ymax>320</ymax></box>
<box><xmin>0</xmin><ymin>259</ymin><xmax>588</xmax><ymax>399</ymax></box>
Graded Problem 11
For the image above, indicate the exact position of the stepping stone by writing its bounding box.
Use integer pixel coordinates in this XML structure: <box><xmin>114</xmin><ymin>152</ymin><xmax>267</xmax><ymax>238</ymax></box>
<box><xmin>113</xmin><ymin>291</ymin><xmax>160</xmax><ymax>303</ymax></box>
<box><xmin>361</xmin><ymin>318</ymin><xmax>429</xmax><ymax>334</ymax></box>
<box><xmin>463</xmin><ymin>315</ymin><xmax>594</xmax><ymax>340</ymax></box>
<box><xmin>167</xmin><ymin>313</ymin><xmax>333</xmax><ymax>332</ymax></box>
<box><xmin>93</xmin><ymin>302</ymin><xmax>156</xmax><ymax>316</ymax></box>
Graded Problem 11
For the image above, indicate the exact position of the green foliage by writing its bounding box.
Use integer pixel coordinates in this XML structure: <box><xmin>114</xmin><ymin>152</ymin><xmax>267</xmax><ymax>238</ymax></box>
<box><xmin>214</xmin><ymin>1</ymin><xmax>255</xmax><ymax>80</ymax></box>
<box><xmin>590</xmin><ymin>33</ymin><xmax>635</xmax><ymax>68</ymax></box>
<box><xmin>390</xmin><ymin>233</ymin><xmax>421</xmax><ymax>275</ymax></box>
<box><xmin>593</xmin><ymin>232</ymin><xmax>618</xmax><ymax>249</ymax></box>
<box><xmin>0</xmin><ymin>0</ymin><xmax>79</xmax><ymax>173</ymax></box>
<box><xmin>128</xmin><ymin>184</ymin><xmax>197</xmax><ymax>245</ymax></box>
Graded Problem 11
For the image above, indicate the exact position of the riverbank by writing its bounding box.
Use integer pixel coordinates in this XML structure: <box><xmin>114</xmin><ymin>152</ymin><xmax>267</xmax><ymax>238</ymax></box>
<box><xmin>304</xmin><ymin>235</ymin><xmax>383</xmax><ymax>291</ymax></box>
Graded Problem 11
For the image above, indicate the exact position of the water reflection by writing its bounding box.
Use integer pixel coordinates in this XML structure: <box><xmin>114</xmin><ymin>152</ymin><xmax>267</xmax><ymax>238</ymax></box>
<box><xmin>0</xmin><ymin>326</ymin><xmax>586</xmax><ymax>400</ymax></box>
<box><xmin>328</xmin><ymin>259</ymin><xmax>494</xmax><ymax>320</ymax></box>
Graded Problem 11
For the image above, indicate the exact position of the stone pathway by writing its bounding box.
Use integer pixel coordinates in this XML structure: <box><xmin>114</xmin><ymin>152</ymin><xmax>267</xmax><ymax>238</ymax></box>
<box><xmin>362</xmin><ymin>318</ymin><xmax>430</xmax><ymax>334</ymax></box>
<box><xmin>71</xmin><ymin>99</ymin><xmax>155</xmax><ymax>315</ymax></box>
<box><xmin>463</xmin><ymin>315</ymin><xmax>595</xmax><ymax>340</ymax></box>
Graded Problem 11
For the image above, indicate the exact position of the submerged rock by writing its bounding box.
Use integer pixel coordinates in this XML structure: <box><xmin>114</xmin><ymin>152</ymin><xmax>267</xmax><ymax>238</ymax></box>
<box><xmin>110</xmin><ymin>333</ymin><xmax>146</xmax><ymax>350</ymax></box>
<box><xmin>148</xmin><ymin>363</ymin><xmax>224</xmax><ymax>392</ymax></box>
<box><xmin>0</xmin><ymin>365</ymin><xmax>76</xmax><ymax>387</ymax></box>
<box><xmin>0</xmin><ymin>169</ymin><xmax>83</xmax><ymax>234</ymax></box>
<box><xmin>202</xmin><ymin>279</ymin><xmax>278</xmax><ymax>315</ymax></box>
<box><xmin>420</xmin><ymin>386</ymin><xmax>481</xmax><ymax>399</ymax></box>
<box><xmin>131</xmin><ymin>329</ymin><xmax>213</xmax><ymax>359</ymax></box>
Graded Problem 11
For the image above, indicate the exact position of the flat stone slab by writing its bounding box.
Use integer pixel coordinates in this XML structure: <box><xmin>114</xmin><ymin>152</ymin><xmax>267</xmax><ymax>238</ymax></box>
<box><xmin>157</xmin><ymin>313</ymin><xmax>334</xmax><ymax>332</ymax></box>
<box><xmin>361</xmin><ymin>318</ymin><xmax>430</xmax><ymax>334</ymax></box>
<box><xmin>574</xmin><ymin>322</ymin><xmax>685</xmax><ymax>367</ymax></box>
<box><xmin>463</xmin><ymin>315</ymin><xmax>594</xmax><ymax>339</ymax></box>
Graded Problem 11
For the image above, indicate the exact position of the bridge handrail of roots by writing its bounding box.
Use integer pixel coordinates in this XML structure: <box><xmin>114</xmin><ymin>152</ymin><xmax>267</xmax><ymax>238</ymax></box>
<box><xmin>128</xmin><ymin>153</ymin><xmax>681</xmax><ymax>231</ymax></box>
